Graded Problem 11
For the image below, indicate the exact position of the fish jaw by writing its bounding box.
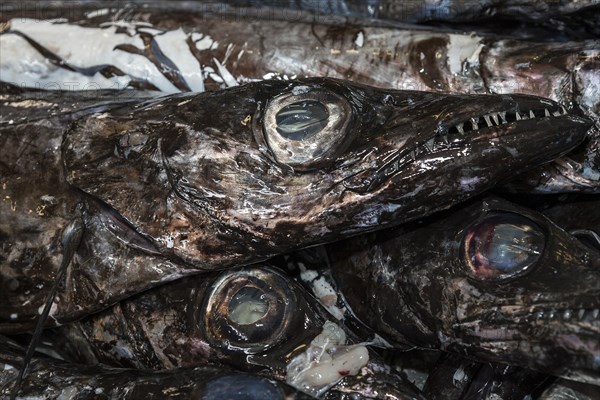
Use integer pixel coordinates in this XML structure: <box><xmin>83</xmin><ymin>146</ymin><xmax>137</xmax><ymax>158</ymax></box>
<box><xmin>63</xmin><ymin>78</ymin><xmax>591</xmax><ymax>270</ymax></box>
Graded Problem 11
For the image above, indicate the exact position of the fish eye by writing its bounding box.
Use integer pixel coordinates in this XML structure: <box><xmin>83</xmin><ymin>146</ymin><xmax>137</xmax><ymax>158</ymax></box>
<box><xmin>462</xmin><ymin>213</ymin><xmax>546</xmax><ymax>280</ymax></box>
<box><xmin>258</xmin><ymin>86</ymin><xmax>354</xmax><ymax>171</ymax></box>
<box><xmin>202</xmin><ymin>267</ymin><xmax>297</xmax><ymax>353</ymax></box>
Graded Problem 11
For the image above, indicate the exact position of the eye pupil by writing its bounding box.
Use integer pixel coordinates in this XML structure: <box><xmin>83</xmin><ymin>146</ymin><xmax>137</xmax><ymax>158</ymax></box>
<box><xmin>275</xmin><ymin>100</ymin><xmax>329</xmax><ymax>141</ymax></box>
<box><xmin>464</xmin><ymin>214</ymin><xmax>545</xmax><ymax>279</ymax></box>
<box><xmin>228</xmin><ymin>286</ymin><xmax>269</xmax><ymax>325</ymax></box>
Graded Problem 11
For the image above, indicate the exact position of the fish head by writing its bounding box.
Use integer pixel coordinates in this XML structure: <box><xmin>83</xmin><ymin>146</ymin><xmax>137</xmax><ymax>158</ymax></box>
<box><xmin>64</xmin><ymin>78</ymin><xmax>591</xmax><ymax>269</ymax></box>
<box><xmin>330</xmin><ymin>196</ymin><xmax>600</xmax><ymax>384</ymax></box>
<box><xmin>68</xmin><ymin>265</ymin><xmax>423</xmax><ymax>399</ymax></box>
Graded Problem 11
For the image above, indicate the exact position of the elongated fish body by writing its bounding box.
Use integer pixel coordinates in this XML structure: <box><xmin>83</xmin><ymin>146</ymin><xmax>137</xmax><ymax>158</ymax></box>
<box><xmin>2</xmin><ymin>79</ymin><xmax>588</xmax><ymax>333</ymax></box>
<box><xmin>1</xmin><ymin>10</ymin><xmax>597</xmax><ymax>115</ymax></box>
<box><xmin>37</xmin><ymin>265</ymin><xmax>425</xmax><ymax>399</ymax></box>
<box><xmin>0</xmin><ymin>337</ymin><xmax>314</xmax><ymax>400</ymax></box>
<box><xmin>224</xmin><ymin>0</ymin><xmax>600</xmax><ymax>29</ymax></box>
<box><xmin>327</xmin><ymin>196</ymin><xmax>600</xmax><ymax>385</ymax></box>
<box><xmin>2</xmin><ymin>7</ymin><xmax>598</xmax><ymax>192</ymax></box>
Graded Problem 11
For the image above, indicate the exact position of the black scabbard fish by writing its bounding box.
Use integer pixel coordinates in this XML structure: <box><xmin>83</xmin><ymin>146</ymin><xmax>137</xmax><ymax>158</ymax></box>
<box><xmin>327</xmin><ymin>196</ymin><xmax>600</xmax><ymax>385</ymax></box>
<box><xmin>0</xmin><ymin>78</ymin><xmax>591</xmax><ymax>334</ymax></box>
<box><xmin>1</xmin><ymin>5</ymin><xmax>598</xmax><ymax>192</ymax></box>
<box><xmin>40</xmin><ymin>265</ymin><xmax>426</xmax><ymax>399</ymax></box>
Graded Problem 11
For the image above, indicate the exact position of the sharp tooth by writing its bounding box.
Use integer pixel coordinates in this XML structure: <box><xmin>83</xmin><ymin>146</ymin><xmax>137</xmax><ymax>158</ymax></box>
<box><xmin>561</xmin><ymin>106</ymin><xmax>567</xmax><ymax>114</ymax></box>
<box><xmin>535</xmin><ymin>311</ymin><xmax>544</xmax><ymax>319</ymax></box>
<box><xmin>545</xmin><ymin>108</ymin><xmax>551</xmax><ymax>117</ymax></box>
<box><xmin>470</xmin><ymin>117</ymin><xmax>479</xmax><ymax>130</ymax></box>
<box><xmin>578</xmin><ymin>309</ymin><xmax>585</xmax><ymax>320</ymax></box>
<box><xmin>563</xmin><ymin>310</ymin><xmax>572</xmax><ymax>320</ymax></box>
<box><xmin>483</xmin><ymin>115</ymin><xmax>492</xmax><ymax>127</ymax></box>
<box><xmin>442</xmin><ymin>134</ymin><xmax>449</xmax><ymax>144</ymax></box>
<box><xmin>499</xmin><ymin>111</ymin><xmax>507</xmax><ymax>123</ymax></box>
<box><xmin>425</xmin><ymin>138</ymin><xmax>435</xmax><ymax>151</ymax></box>
<box><xmin>553</xmin><ymin>110</ymin><xmax>561</xmax><ymax>116</ymax></box>
<box><xmin>515</xmin><ymin>112</ymin><xmax>522</xmax><ymax>120</ymax></box>
<box><xmin>410</xmin><ymin>150</ymin><xmax>416</xmax><ymax>160</ymax></box>
<box><xmin>491</xmin><ymin>113</ymin><xmax>499</xmax><ymax>125</ymax></box>
<box><xmin>529</xmin><ymin>110</ymin><xmax>535</xmax><ymax>118</ymax></box>
<box><xmin>457</xmin><ymin>123</ymin><xmax>464</xmax><ymax>134</ymax></box>
<box><xmin>593</xmin><ymin>309</ymin><xmax>599</xmax><ymax>319</ymax></box>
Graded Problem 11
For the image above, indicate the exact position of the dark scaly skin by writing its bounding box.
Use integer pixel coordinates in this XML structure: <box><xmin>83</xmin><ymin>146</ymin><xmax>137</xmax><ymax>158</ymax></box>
<box><xmin>38</xmin><ymin>265</ymin><xmax>425</xmax><ymax>399</ymax></box>
<box><xmin>328</xmin><ymin>196</ymin><xmax>600</xmax><ymax>385</ymax></box>
<box><xmin>2</xmin><ymin>78</ymin><xmax>589</xmax><ymax>333</ymax></box>
<box><xmin>0</xmin><ymin>336</ymin><xmax>313</xmax><ymax>400</ymax></box>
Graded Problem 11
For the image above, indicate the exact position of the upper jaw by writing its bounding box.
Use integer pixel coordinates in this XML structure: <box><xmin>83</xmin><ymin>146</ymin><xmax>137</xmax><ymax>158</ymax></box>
<box><xmin>388</xmin><ymin>93</ymin><xmax>590</xmax><ymax>156</ymax></box>
<box><xmin>340</xmin><ymin>93</ymin><xmax>591</xmax><ymax>195</ymax></box>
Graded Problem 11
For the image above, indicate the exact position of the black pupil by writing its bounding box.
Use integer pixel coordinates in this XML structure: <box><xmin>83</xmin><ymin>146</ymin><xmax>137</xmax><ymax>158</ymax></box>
<box><xmin>275</xmin><ymin>100</ymin><xmax>329</xmax><ymax>141</ymax></box>
<box><xmin>465</xmin><ymin>214</ymin><xmax>545</xmax><ymax>279</ymax></box>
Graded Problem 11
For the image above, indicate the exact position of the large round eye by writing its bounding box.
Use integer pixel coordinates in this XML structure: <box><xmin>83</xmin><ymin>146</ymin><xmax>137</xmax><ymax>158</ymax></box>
<box><xmin>258</xmin><ymin>86</ymin><xmax>353</xmax><ymax>171</ymax></box>
<box><xmin>202</xmin><ymin>267</ymin><xmax>297</xmax><ymax>353</ymax></box>
<box><xmin>462</xmin><ymin>213</ymin><xmax>546</xmax><ymax>280</ymax></box>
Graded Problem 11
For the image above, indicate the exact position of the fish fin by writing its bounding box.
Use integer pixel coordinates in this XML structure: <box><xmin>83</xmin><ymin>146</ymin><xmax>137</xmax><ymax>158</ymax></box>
<box><xmin>10</xmin><ymin>217</ymin><xmax>84</xmax><ymax>400</ymax></box>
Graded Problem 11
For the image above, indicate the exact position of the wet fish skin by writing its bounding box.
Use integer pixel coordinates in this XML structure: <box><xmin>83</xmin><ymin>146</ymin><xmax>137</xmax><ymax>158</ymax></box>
<box><xmin>538</xmin><ymin>378</ymin><xmax>600</xmax><ymax>399</ymax></box>
<box><xmin>3</xmin><ymin>78</ymin><xmax>588</xmax><ymax>332</ymax></box>
<box><xmin>0</xmin><ymin>336</ymin><xmax>313</xmax><ymax>400</ymax></box>
<box><xmin>328</xmin><ymin>196</ymin><xmax>600</xmax><ymax>384</ymax></box>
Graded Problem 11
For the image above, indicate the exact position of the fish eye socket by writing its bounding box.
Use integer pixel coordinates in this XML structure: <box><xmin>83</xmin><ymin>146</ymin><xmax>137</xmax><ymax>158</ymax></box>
<box><xmin>257</xmin><ymin>86</ymin><xmax>354</xmax><ymax>171</ymax></box>
<box><xmin>202</xmin><ymin>268</ymin><xmax>296</xmax><ymax>353</ymax></box>
<box><xmin>462</xmin><ymin>213</ymin><xmax>545</xmax><ymax>280</ymax></box>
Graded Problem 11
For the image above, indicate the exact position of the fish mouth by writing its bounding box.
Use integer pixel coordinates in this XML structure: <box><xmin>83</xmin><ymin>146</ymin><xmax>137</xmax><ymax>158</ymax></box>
<box><xmin>410</xmin><ymin>96</ymin><xmax>587</xmax><ymax>157</ymax></box>
<box><xmin>453</xmin><ymin>303</ymin><xmax>600</xmax><ymax>384</ymax></box>
<box><xmin>352</xmin><ymin>94</ymin><xmax>591</xmax><ymax>194</ymax></box>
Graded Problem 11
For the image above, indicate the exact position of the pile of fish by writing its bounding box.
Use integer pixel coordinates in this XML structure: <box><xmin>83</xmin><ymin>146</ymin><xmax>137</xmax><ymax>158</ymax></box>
<box><xmin>1</xmin><ymin>1</ymin><xmax>599</xmax><ymax>399</ymax></box>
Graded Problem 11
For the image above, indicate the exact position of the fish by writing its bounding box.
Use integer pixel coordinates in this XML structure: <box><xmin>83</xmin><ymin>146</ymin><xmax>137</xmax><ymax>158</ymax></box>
<box><xmin>2</xmin><ymin>8</ymin><xmax>597</xmax><ymax>114</ymax></box>
<box><xmin>3</xmin><ymin>4</ymin><xmax>598</xmax><ymax>192</ymax></box>
<box><xmin>2</xmin><ymin>78</ymin><xmax>589</xmax><ymax>334</ymax></box>
<box><xmin>36</xmin><ymin>265</ymin><xmax>425</xmax><ymax>399</ymax></box>
<box><xmin>0</xmin><ymin>334</ymin><xmax>314</xmax><ymax>400</ymax></box>
<box><xmin>224</xmin><ymin>0</ymin><xmax>600</xmax><ymax>39</ymax></box>
<box><xmin>327</xmin><ymin>195</ymin><xmax>600</xmax><ymax>384</ymax></box>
